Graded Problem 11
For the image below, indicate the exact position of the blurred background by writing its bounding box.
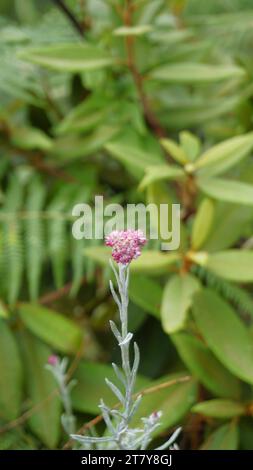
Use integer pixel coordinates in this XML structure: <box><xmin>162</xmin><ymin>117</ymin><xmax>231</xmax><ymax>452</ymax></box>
<box><xmin>1</xmin><ymin>0</ymin><xmax>253</xmax><ymax>450</ymax></box>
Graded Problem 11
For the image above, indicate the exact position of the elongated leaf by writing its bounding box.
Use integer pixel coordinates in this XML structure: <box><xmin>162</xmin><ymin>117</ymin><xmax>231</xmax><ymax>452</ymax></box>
<box><xmin>200</xmin><ymin>422</ymin><xmax>239</xmax><ymax>450</ymax></box>
<box><xmin>206</xmin><ymin>250</ymin><xmax>253</xmax><ymax>282</ymax></box>
<box><xmin>11</xmin><ymin>127</ymin><xmax>52</xmax><ymax>151</ymax></box>
<box><xmin>197</xmin><ymin>177</ymin><xmax>253</xmax><ymax>206</ymax></box>
<box><xmin>192</xmin><ymin>399</ymin><xmax>245</xmax><ymax>419</ymax></box>
<box><xmin>56</xmin><ymin>108</ymin><xmax>108</xmax><ymax>136</ymax></box>
<box><xmin>129</xmin><ymin>275</ymin><xmax>162</xmax><ymax>318</ymax></box>
<box><xmin>19</xmin><ymin>332</ymin><xmax>61</xmax><ymax>448</ymax></box>
<box><xmin>203</xmin><ymin>204</ymin><xmax>252</xmax><ymax>251</ymax></box>
<box><xmin>160</xmin><ymin>138</ymin><xmax>188</xmax><ymax>164</ymax></box>
<box><xmin>18</xmin><ymin>303</ymin><xmax>83</xmax><ymax>354</ymax></box>
<box><xmin>130</xmin><ymin>251</ymin><xmax>180</xmax><ymax>274</ymax></box>
<box><xmin>195</xmin><ymin>132</ymin><xmax>253</xmax><ymax>177</ymax></box>
<box><xmin>84</xmin><ymin>247</ymin><xmax>180</xmax><ymax>274</ymax></box>
<box><xmin>105</xmin><ymin>141</ymin><xmax>163</xmax><ymax>177</ymax></box>
<box><xmin>179</xmin><ymin>131</ymin><xmax>201</xmax><ymax>162</ymax></box>
<box><xmin>192</xmin><ymin>198</ymin><xmax>215</xmax><ymax>250</ymax></box>
<box><xmin>139</xmin><ymin>165</ymin><xmax>185</xmax><ymax>190</ymax></box>
<box><xmin>161</xmin><ymin>274</ymin><xmax>200</xmax><ymax>333</ymax></box>
<box><xmin>52</xmin><ymin>126</ymin><xmax>120</xmax><ymax>161</ymax></box>
<box><xmin>172</xmin><ymin>333</ymin><xmax>241</xmax><ymax>399</ymax></box>
<box><xmin>113</xmin><ymin>25</ymin><xmax>152</xmax><ymax>36</ymax></box>
<box><xmin>164</xmin><ymin>94</ymin><xmax>243</xmax><ymax>129</ymax></box>
<box><xmin>149</xmin><ymin>62</ymin><xmax>246</xmax><ymax>84</ymax></box>
<box><xmin>146</xmin><ymin>181</ymin><xmax>186</xmax><ymax>249</ymax></box>
<box><xmin>192</xmin><ymin>289</ymin><xmax>253</xmax><ymax>384</ymax></box>
<box><xmin>19</xmin><ymin>44</ymin><xmax>114</xmax><ymax>72</ymax></box>
<box><xmin>150</xmin><ymin>29</ymin><xmax>194</xmax><ymax>45</ymax></box>
<box><xmin>54</xmin><ymin>92</ymin><xmax>114</xmax><ymax>136</ymax></box>
<box><xmin>0</xmin><ymin>320</ymin><xmax>23</xmax><ymax>420</ymax></box>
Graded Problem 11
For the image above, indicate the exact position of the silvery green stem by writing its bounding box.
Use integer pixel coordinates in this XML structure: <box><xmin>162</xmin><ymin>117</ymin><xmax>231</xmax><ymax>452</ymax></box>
<box><xmin>71</xmin><ymin>260</ymin><xmax>181</xmax><ymax>450</ymax></box>
<box><xmin>46</xmin><ymin>358</ymin><xmax>76</xmax><ymax>435</ymax></box>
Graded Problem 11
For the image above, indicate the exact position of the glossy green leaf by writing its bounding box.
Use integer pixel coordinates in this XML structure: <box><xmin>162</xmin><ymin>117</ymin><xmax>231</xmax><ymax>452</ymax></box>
<box><xmin>129</xmin><ymin>275</ymin><xmax>162</xmax><ymax>318</ymax></box>
<box><xmin>146</xmin><ymin>181</ymin><xmax>186</xmax><ymax>249</ymax></box>
<box><xmin>179</xmin><ymin>131</ymin><xmax>201</xmax><ymax>161</ymax></box>
<box><xmin>197</xmin><ymin>177</ymin><xmax>253</xmax><ymax>206</ymax></box>
<box><xmin>127</xmin><ymin>251</ymin><xmax>181</xmax><ymax>274</ymax></box>
<box><xmin>54</xmin><ymin>93</ymin><xmax>114</xmax><ymax>136</ymax></box>
<box><xmin>11</xmin><ymin>127</ymin><xmax>52</xmax><ymax>151</ymax></box>
<box><xmin>192</xmin><ymin>198</ymin><xmax>215</xmax><ymax>250</ymax></box>
<box><xmin>55</xmin><ymin>109</ymin><xmax>108</xmax><ymax>136</ymax></box>
<box><xmin>192</xmin><ymin>289</ymin><xmax>253</xmax><ymax>384</ymax></box>
<box><xmin>203</xmin><ymin>204</ymin><xmax>252</xmax><ymax>252</ymax></box>
<box><xmin>52</xmin><ymin>126</ymin><xmax>120</xmax><ymax>161</ymax></box>
<box><xmin>164</xmin><ymin>94</ymin><xmax>243</xmax><ymax>129</ymax></box>
<box><xmin>150</xmin><ymin>29</ymin><xmax>194</xmax><ymax>44</ymax></box>
<box><xmin>206</xmin><ymin>250</ymin><xmax>253</xmax><ymax>282</ymax></box>
<box><xmin>84</xmin><ymin>247</ymin><xmax>180</xmax><ymax>274</ymax></box>
<box><xmin>19</xmin><ymin>44</ymin><xmax>114</xmax><ymax>72</ymax></box>
<box><xmin>195</xmin><ymin>132</ymin><xmax>253</xmax><ymax>177</ymax></box>
<box><xmin>149</xmin><ymin>62</ymin><xmax>246</xmax><ymax>84</ymax></box>
<box><xmin>0</xmin><ymin>320</ymin><xmax>23</xmax><ymax>420</ymax></box>
<box><xmin>139</xmin><ymin>165</ymin><xmax>185</xmax><ymax>190</ymax></box>
<box><xmin>160</xmin><ymin>138</ymin><xmax>188</xmax><ymax>165</ymax></box>
<box><xmin>161</xmin><ymin>274</ymin><xmax>200</xmax><ymax>333</ymax></box>
<box><xmin>19</xmin><ymin>332</ymin><xmax>61</xmax><ymax>448</ymax></box>
<box><xmin>18</xmin><ymin>303</ymin><xmax>83</xmax><ymax>354</ymax></box>
<box><xmin>172</xmin><ymin>332</ymin><xmax>241</xmax><ymax>399</ymax></box>
<box><xmin>192</xmin><ymin>399</ymin><xmax>245</xmax><ymax>418</ymax></box>
<box><xmin>200</xmin><ymin>422</ymin><xmax>239</xmax><ymax>450</ymax></box>
<box><xmin>105</xmin><ymin>141</ymin><xmax>163</xmax><ymax>176</ymax></box>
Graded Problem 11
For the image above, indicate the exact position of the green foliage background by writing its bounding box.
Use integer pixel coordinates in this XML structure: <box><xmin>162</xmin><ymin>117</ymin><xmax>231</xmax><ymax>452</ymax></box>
<box><xmin>1</xmin><ymin>0</ymin><xmax>253</xmax><ymax>450</ymax></box>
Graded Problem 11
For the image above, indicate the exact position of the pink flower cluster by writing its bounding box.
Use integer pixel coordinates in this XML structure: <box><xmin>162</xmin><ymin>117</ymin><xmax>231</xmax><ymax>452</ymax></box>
<box><xmin>105</xmin><ymin>230</ymin><xmax>147</xmax><ymax>265</ymax></box>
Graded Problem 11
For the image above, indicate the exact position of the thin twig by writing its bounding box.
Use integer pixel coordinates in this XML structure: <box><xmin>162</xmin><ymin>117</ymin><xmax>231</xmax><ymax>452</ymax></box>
<box><xmin>123</xmin><ymin>0</ymin><xmax>167</xmax><ymax>139</ymax></box>
<box><xmin>51</xmin><ymin>0</ymin><xmax>85</xmax><ymax>37</ymax></box>
<box><xmin>63</xmin><ymin>374</ymin><xmax>191</xmax><ymax>449</ymax></box>
<box><xmin>39</xmin><ymin>277</ymin><xmax>86</xmax><ymax>305</ymax></box>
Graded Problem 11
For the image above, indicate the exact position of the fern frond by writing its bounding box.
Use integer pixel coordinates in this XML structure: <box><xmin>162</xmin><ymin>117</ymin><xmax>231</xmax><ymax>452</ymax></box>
<box><xmin>3</xmin><ymin>174</ymin><xmax>24</xmax><ymax>306</ymax></box>
<box><xmin>47</xmin><ymin>187</ymin><xmax>74</xmax><ymax>289</ymax></box>
<box><xmin>70</xmin><ymin>237</ymin><xmax>85</xmax><ymax>297</ymax></box>
<box><xmin>25</xmin><ymin>176</ymin><xmax>46</xmax><ymax>300</ymax></box>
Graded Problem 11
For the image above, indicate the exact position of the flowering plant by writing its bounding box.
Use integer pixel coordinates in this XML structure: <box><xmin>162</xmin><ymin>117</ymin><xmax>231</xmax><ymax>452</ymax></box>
<box><xmin>63</xmin><ymin>230</ymin><xmax>180</xmax><ymax>450</ymax></box>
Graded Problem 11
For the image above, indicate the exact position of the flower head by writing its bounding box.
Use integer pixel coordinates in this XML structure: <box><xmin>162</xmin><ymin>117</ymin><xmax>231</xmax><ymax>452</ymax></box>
<box><xmin>105</xmin><ymin>229</ymin><xmax>147</xmax><ymax>265</ymax></box>
<box><xmin>47</xmin><ymin>354</ymin><xmax>59</xmax><ymax>366</ymax></box>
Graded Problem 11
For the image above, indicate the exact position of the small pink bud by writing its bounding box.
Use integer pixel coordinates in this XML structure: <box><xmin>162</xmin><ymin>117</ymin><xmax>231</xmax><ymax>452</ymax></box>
<box><xmin>47</xmin><ymin>355</ymin><xmax>58</xmax><ymax>366</ymax></box>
